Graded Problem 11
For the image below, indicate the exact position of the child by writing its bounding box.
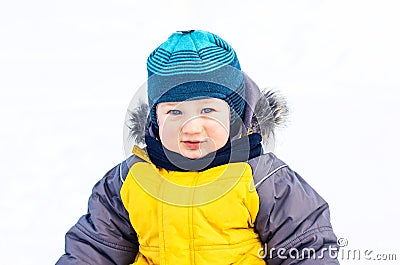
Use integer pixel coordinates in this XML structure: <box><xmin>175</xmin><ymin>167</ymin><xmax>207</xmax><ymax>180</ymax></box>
<box><xmin>57</xmin><ymin>30</ymin><xmax>339</xmax><ymax>264</ymax></box>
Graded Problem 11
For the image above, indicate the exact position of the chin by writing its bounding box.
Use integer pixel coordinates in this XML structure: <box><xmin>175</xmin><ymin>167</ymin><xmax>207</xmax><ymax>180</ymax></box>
<box><xmin>181</xmin><ymin>150</ymin><xmax>208</xmax><ymax>159</ymax></box>
<box><xmin>183</xmin><ymin>153</ymin><xmax>202</xmax><ymax>159</ymax></box>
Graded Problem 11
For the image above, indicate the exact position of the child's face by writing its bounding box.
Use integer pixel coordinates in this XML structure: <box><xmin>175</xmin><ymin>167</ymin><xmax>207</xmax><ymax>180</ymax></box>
<box><xmin>156</xmin><ymin>98</ymin><xmax>230</xmax><ymax>159</ymax></box>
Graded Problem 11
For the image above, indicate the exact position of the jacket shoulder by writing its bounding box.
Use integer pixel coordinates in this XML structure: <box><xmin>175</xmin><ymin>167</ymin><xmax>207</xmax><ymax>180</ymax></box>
<box><xmin>118</xmin><ymin>154</ymin><xmax>147</xmax><ymax>182</ymax></box>
<box><xmin>56</xmin><ymin>155</ymin><xmax>145</xmax><ymax>264</ymax></box>
<box><xmin>248</xmin><ymin>154</ymin><xmax>339</xmax><ymax>264</ymax></box>
<box><xmin>248</xmin><ymin>153</ymin><xmax>288</xmax><ymax>187</ymax></box>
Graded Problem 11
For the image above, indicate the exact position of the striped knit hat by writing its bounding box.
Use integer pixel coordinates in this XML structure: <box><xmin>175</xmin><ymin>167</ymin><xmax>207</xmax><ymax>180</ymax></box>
<box><xmin>147</xmin><ymin>30</ymin><xmax>245</xmax><ymax>127</ymax></box>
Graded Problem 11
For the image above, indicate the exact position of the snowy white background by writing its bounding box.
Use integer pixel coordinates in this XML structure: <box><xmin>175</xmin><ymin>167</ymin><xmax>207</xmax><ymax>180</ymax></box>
<box><xmin>1</xmin><ymin>0</ymin><xmax>399</xmax><ymax>264</ymax></box>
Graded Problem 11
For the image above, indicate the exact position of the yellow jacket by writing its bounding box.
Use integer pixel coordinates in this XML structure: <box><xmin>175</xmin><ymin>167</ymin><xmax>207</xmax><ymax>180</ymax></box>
<box><xmin>120</xmin><ymin>149</ymin><xmax>265</xmax><ymax>265</ymax></box>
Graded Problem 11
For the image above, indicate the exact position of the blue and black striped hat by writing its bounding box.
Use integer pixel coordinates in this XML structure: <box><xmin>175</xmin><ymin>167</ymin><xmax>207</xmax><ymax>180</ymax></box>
<box><xmin>147</xmin><ymin>30</ymin><xmax>245</xmax><ymax>127</ymax></box>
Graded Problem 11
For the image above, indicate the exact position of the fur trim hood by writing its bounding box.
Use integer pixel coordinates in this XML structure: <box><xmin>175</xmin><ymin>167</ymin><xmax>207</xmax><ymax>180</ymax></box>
<box><xmin>126</xmin><ymin>73</ymin><xmax>288</xmax><ymax>149</ymax></box>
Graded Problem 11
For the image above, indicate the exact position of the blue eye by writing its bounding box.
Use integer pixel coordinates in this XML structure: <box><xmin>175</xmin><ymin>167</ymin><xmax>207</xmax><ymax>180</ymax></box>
<box><xmin>168</xmin><ymin>109</ymin><xmax>182</xmax><ymax>115</ymax></box>
<box><xmin>202</xmin><ymin>108</ymin><xmax>215</xmax><ymax>114</ymax></box>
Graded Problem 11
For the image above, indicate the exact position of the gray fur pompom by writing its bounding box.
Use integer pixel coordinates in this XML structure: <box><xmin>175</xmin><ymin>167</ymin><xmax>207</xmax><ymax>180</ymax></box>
<box><xmin>250</xmin><ymin>89</ymin><xmax>289</xmax><ymax>139</ymax></box>
<box><xmin>126</xmin><ymin>102</ymin><xmax>149</xmax><ymax>145</ymax></box>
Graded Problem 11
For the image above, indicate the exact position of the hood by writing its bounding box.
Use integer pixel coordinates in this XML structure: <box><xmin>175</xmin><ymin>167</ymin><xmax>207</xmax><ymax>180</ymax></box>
<box><xmin>126</xmin><ymin>73</ymin><xmax>288</xmax><ymax>150</ymax></box>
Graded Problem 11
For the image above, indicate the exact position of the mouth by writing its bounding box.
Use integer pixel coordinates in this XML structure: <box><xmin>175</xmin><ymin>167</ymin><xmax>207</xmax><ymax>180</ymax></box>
<box><xmin>181</xmin><ymin>140</ymin><xmax>204</xmax><ymax>149</ymax></box>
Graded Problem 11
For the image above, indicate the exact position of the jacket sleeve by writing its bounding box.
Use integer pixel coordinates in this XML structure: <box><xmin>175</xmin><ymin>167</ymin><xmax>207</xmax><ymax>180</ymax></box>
<box><xmin>56</xmin><ymin>159</ymin><xmax>139</xmax><ymax>265</ymax></box>
<box><xmin>253</xmin><ymin>155</ymin><xmax>340</xmax><ymax>265</ymax></box>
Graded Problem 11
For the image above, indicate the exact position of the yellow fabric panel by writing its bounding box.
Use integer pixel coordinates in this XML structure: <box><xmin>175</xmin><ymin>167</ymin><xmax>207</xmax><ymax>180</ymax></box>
<box><xmin>120</xmin><ymin>161</ymin><xmax>264</xmax><ymax>265</ymax></box>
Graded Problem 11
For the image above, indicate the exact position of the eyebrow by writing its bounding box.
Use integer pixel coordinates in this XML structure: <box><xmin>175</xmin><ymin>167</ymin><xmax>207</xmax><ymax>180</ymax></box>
<box><xmin>158</xmin><ymin>98</ymin><xmax>225</xmax><ymax>108</ymax></box>
<box><xmin>199</xmin><ymin>98</ymin><xmax>221</xmax><ymax>104</ymax></box>
<box><xmin>158</xmin><ymin>102</ymin><xmax>179</xmax><ymax>108</ymax></box>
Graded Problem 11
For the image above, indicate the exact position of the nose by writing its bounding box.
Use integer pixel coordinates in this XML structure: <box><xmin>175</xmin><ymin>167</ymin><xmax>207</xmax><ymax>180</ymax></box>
<box><xmin>181</xmin><ymin>117</ymin><xmax>203</xmax><ymax>134</ymax></box>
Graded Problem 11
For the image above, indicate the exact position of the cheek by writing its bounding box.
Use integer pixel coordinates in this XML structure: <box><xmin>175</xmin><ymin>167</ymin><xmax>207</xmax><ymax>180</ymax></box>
<box><xmin>206</xmin><ymin>122</ymin><xmax>229</xmax><ymax>148</ymax></box>
<box><xmin>158</xmin><ymin>122</ymin><xmax>179</xmax><ymax>147</ymax></box>
<box><xmin>214</xmin><ymin>129</ymin><xmax>229</xmax><ymax>144</ymax></box>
